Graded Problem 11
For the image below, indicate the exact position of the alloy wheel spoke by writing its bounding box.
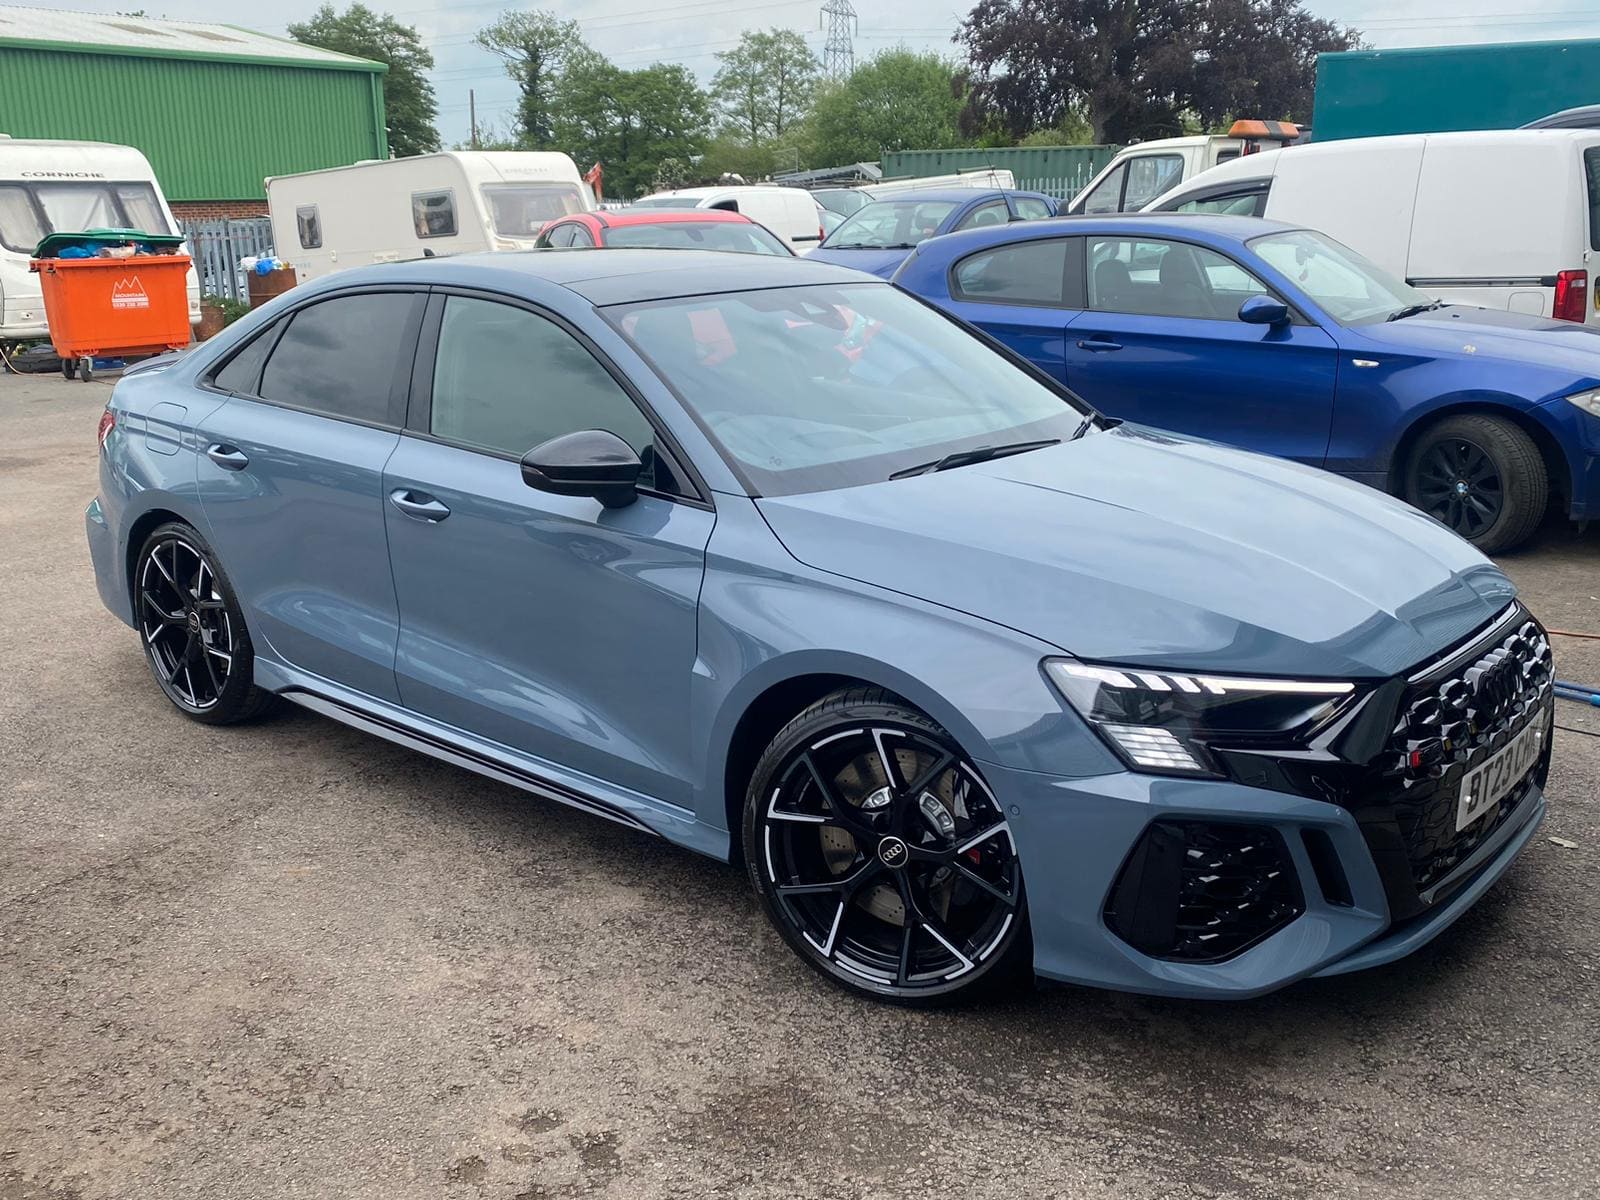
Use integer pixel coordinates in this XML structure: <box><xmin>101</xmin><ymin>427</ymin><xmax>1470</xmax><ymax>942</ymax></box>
<box><xmin>895</xmin><ymin>923</ymin><xmax>915</xmax><ymax>987</ymax></box>
<box><xmin>776</xmin><ymin>858</ymin><xmax>882</xmax><ymax>899</ymax></box>
<box><xmin>954</xmin><ymin>861</ymin><xmax>1018</xmax><ymax>907</ymax></box>
<box><xmin>165</xmin><ymin>632</ymin><xmax>195</xmax><ymax>683</ymax></box>
<box><xmin>799</xmin><ymin>752</ymin><xmax>877</xmax><ymax>838</ymax></box>
<box><xmin>141</xmin><ymin>590</ymin><xmax>183</xmax><ymax>624</ymax></box>
<box><xmin>201</xmin><ymin>647</ymin><xmax>224</xmax><ymax>697</ymax></box>
<box><xmin>902</xmin><ymin>749</ymin><xmax>954</xmax><ymax>797</ymax></box>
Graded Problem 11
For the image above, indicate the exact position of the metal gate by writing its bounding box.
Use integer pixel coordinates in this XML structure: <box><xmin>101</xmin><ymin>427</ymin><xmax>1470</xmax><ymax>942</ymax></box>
<box><xmin>179</xmin><ymin>217</ymin><xmax>274</xmax><ymax>304</ymax></box>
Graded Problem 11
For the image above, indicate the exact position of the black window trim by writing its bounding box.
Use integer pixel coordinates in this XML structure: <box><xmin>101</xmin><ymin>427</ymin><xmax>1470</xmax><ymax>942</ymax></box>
<box><xmin>1152</xmin><ymin>178</ymin><xmax>1272</xmax><ymax>215</ymax></box>
<box><xmin>411</xmin><ymin>188</ymin><xmax>458</xmax><ymax>240</ymax></box>
<box><xmin>201</xmin><ymin>285</ymin><xmax>427</xmax><ymax>432</ymax></box>
<box><xmin>947</xmin><ymin>234</ymin><xmax>1087</xmax><ymax>310</ymax></box>
<box><xmin>405</xmin><ymin>286</ymin><xmax>714</xmax><ymax>511</ymax></box>
<box><xmin>1083</xmin><ymin>232</ymin><xmax>1312</xmax><ymax>326</ymax></box>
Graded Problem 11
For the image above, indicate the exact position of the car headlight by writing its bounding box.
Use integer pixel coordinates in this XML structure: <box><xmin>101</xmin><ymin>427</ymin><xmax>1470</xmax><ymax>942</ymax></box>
<box><xmin>1566</xmin><ymin>388</ymin><xmax>1600</xmax><ymax>417</ymax></box>
<box><xmin>1043</xmin><ymin>659</ymin><xmax>1357</xmax><ymax>775</ymax></box>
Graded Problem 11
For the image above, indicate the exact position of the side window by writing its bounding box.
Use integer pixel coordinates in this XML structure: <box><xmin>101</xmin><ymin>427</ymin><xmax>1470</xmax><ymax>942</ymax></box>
<box><xmin>569</xmin><ymin>224</ymin><xmax>596</xmax><ymax>247</ymax></box>
<box><xmin>258</xmin><ymin>293</ymin><xmax>416</xmax><ymax>424</ymax></box>
<box><xmin>952</xmin><ymin>239</ymin><xmax>1073</xmax><ymax>306</ymax></box>
<box><xmin>1121</xmin><ymin>155</ymin><xmax>1184</xmax><ymax>210</ymax></box>
<box><xmin>1174</xmin><ymin>190</ymin><xmax>1267</xmax><ymax>217</ymax></box>
<box><xmin>954</xmin><ymin>200</ymin><xmax>1010</xmax><ymax>231</ymax></box>
<box><xmin>412</xmin><ymin>190</ymin><xmax>457</xmax><ymax>239</ymax></box>
<box><xmin>211</xmin><ymin>320</ymin><xmax>280</xmax><ymax>395</ymax></box>
<box><xmin>1078</xmin><ymin>164</ymin><xmax>1126</xmax><ymax>214</ymax></box>
<box><xmin>1012</xmin><ymin>196</ymin><xmax>1053</xmax><ymax>221</ymax></box>
<box><xmin>1087</xmin><ymin>237</ymin><xmax>1272</xmax><ymax>320</ymax></box>
<box><xmin>1586</xmin><ymin>147</ymin><xmax>1600</xmax><ymax>251</ymax></box>
<box><xmin>543</xmin><ymin>223</ymin><xmax>575</xmax><ymax>248</ymax></box>
<box><xmin>429</xmin><ymin>296</ymin><xmax>657</xmax><ymax>469</ymax></box>
<box><xmin>296</xmin><ymin>205</ymin><xmax>321</xmax><ymax>250</ymax></box>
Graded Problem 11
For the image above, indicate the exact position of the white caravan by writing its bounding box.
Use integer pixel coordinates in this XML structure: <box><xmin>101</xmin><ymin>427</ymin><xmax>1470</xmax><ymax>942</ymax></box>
<box><xmin>266</xmin><ymin>151</ymin><xmax>595</xmax><ymax>281</ymax></box>
<box><xmin>1146</xmin><ymin>130</ymin><xmax>1600</xmax><ymax>322</ymax></box>
<box><xmin>0</xmin><ymin>137</ymin><xmax>198</xmax><ymax>343</ymax></box>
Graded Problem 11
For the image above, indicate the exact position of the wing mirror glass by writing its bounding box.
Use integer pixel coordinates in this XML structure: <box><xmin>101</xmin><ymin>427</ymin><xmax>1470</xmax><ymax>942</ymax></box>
<box><xmin>520</xmin><ymin>429</ymin><xmax>641</xmax><ymax>509</ymax></box>
<box><xmin>1239</xmin><ymin>295</ymin><xmax>1290</xmax><ymax>326</ymax></box>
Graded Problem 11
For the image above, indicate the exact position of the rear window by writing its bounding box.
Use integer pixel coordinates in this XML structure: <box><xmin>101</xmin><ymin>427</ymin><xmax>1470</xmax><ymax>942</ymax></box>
<box><xmin>1586</xmin><ymin>147</ymin><xmax>1600</xmax><ymax>251</ymax></box>
<box><xmin>604</xmin><ymin>221</ymin><xmax>791</xmax><ymax>256</ymax></box>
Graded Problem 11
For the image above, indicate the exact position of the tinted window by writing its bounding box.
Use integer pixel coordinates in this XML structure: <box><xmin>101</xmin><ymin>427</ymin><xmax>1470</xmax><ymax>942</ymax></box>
<box><xmin>1087</xmin><ymin>237</ymin><xmax>1272</xmax><ymax>320</ymax></box>
<box><xmin>258</xmin><ymin>293</ymin><xmax>414</xmax><ymax>424</ymax></box>
<box><xmin>1122</xmin><ymin>155</ymin><xmax>1184</xmax><ymax>210</ymax></box>
<box><xmin>1078</xmin><ymin>164</ymin><xmax>1126</xmax><ymax>214</ymax></box>
<box><xmin>1173</xmin><ymin>190</ymin><xmax>1266</xmax><ymax>217</ymax></box>
<box><xmin>212</xmin><ymin>322</ymin><xmax>279</xmax><ymax>395</ymax></box>
<box><xmin>952</xmin><ymin>240</ymin><xmax>1072</xmax><ymax>306</ymax></box>
<box><xmin>954</xmin><ymin>200</ymin><xmax>1010</xmax><ymax>231</ymax></box>
<box><xmin>412</xmin><ymin>191</ymin><xmax>456</xmax><ymax>238</ymax></box>
<box><xmin>1012</xmin><ymin>196</ymin><xmax>1053</xmax><ymax>221</ymax></box>
<box><xmin>296</xmin><ymin>205</ymin><xmax>322</xmax><ymax>249</ymax></box>
<box><xmin>1587</xmin><ymin>147</ymin><xmax>1600</xmax><ymax>251</ymax></box>
<box><xmin>430</xmin><ymin>296</ymin><xmax>655</xmax><ymax>461</ymax></box>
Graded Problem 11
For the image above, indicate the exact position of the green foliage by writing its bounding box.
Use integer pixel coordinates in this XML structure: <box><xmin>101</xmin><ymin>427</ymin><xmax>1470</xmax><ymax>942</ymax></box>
<box><xmin>288</xmin><ymin>3</ymin><xmax>440</xmax><ymax>157</ymax></box>
<box><xmin>711</xmin><ymin>29</ymin><xmax>820</xmax><ymax>145</ymax></box>
<box><xmin>201</xmin><ymin>295</ymin><xmax>251</xmax><ymax>326</ymax></box>
<box><xmin>806</xmin><ymin>50</ymin><xmax>966</xmax><ymax>167</ymax></box>
<box><xmin>475</xmin><ymin>9</ymin><xmax>586</xmax><ymax>149</ymax></box>
<box><xmin>696</xmin><ymin>135</ymin><xmax>780</xmax><ymax>184</ymax></box>
<box><xmin>1016</xmin><ymin>107</ymin><xmax>1095</xmax><ymax>146</ymax></box>
<box><xmin>554</xmin><ymin>53</ymin><xmax>711</xmax><ymax>199</ymax></box>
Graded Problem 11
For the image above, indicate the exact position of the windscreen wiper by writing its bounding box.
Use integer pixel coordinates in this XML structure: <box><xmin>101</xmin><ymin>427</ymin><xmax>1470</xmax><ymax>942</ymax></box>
<box><xmin>889</xmin><ymin>439</ymin><xmax>1061</xmax><ymax>479</ymax></box>
<box><xmin>1386</xmin><ymin>300</ymin><xmax>1445</xmax><ymax>321</ymax></box>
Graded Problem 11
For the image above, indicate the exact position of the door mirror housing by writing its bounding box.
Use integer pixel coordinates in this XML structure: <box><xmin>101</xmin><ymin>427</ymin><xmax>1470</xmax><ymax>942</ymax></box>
<box><xmin>520</xmin><ymin>429</ymin><xmax>641</xmax><ymax>509</ymax></box>
<box><xmin>1239</xmin><ymin>295</ymin><xmax>1290</xmax><ymax>326</ymax></box>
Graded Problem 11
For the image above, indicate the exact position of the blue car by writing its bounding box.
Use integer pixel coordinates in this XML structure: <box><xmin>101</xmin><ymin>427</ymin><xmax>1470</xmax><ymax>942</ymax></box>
<box><xmin>807</xmin><ymin>187</ymin><xmax>1057</xmax><ymax>278</ymax></box>
<box><xmin>893</xmin><ymin>214</ymin><xmax>1600</xmax><ymax>552</ymax></box>
<box><xmin>87</xmin><ymin>250</ymin><xmax>1555</xmax><ymax>1004</ymax></box>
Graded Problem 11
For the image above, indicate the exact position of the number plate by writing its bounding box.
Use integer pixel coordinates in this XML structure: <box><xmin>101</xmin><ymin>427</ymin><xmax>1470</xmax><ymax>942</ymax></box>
<box><xmin>1456</xmin><ymin>711</ymin><xmax>1548</xmax><ymax>832</ymax></box>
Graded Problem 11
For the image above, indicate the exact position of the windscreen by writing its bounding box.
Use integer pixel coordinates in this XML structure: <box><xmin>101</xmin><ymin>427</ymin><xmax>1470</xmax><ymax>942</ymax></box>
<box><xmin>0</xmin><ymin>181</ymin><xmax>169</xmax><ymax>253</ymax></box>
<box><xmin>1250</xmin><ymin>229</ymin><xmax>1431</xmax><ymax>325</ymax></box>
<box><xmin>603</xmin><ymin>221</ymin><xmax>790</xmax><ymax>256</ymax></box>
<box><xmin>482</xmin><ymin>183</ymin><xmax>588</xmax><ymax>237</ymax></box>
<box><xmin>608</xmin><ymin>283</ymin><xmax>1086</xmax><ymax>496</ymax></box>
<box><xmin>821</xmin><ymin>200</ymin><xmax>960</xmax><ymax>249</ymax></box>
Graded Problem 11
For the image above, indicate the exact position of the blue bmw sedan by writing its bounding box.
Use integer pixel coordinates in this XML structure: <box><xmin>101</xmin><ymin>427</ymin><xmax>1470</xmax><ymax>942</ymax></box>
<box><xmin>807</xmin><ymin>187</ymin><xmax>1057</xmax><ymax>278</ymax></box>
<box><xmin>893</xmin><ymin>214</ymin><xmax>1600</xmax><ymax>553</ymax></box>
<box><xmin>87</xmin><ymin>250</ymin><xmax>1555</xmax><ymax>1004</ymax></box>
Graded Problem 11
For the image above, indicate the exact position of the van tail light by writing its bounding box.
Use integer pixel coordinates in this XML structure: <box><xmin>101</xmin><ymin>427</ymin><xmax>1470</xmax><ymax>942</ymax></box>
<box><xmin>97</xmin><ymin>406</ymin><xmax>115</xmax><ymax>452</ymax></box>
<box><xmin>1554</xmin><ymin>268</ymin><xmax>1587</xmax><ymax>322</ymax></box>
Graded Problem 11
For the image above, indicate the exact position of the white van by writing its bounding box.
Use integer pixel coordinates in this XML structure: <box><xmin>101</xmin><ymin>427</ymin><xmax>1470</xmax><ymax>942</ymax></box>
<box><xmin>1146</xmin><ymin>130</ymin><xmax>1600</xmax><ymax>322</ymax></box>
<box><xmin>1066</xmin><ymin>122</ymin><xmax>1304</xmax><ymax>215</ymax></box>
<box><xmin>0</xmin><ymin>137</ymin><xmax>198</xmax><ymax>344</ymax></box>
<box><xmin>865</xmin><ymin>168</ymin><xmax>1016</xmax><ymax>198</ymax></box>
<box><xmin>266</xmin><ymin>151</ymin><xmax>594</xmax><ymax>281</ymax></box>
<box><xmin>630</xmin><ymin>186</ymin><xmax>824</xmax><ymax>252</ymax></box>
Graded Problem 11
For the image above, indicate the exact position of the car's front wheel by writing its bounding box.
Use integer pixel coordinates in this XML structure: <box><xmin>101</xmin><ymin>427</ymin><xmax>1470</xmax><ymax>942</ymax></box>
<box><xmin>743</xmin><ymin>687</ymin><xmax>1030</xmax><ymax>1005</ymax></box>
<box><xmin>1404</xmin><ymin>414</ymin><xmax>1547</xmax><ymax>553</ymax></box>
<box><xmin>134</xmin><ymin>522</ymin><xmax>276</xmax><ymax>724</ymax></box>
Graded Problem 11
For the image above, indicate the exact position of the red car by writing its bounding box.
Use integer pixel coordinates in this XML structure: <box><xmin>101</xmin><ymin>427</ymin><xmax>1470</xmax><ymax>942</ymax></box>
<box><xmin>533</xmin><ymin>208</ymin><xmax>793</xmax><ymax>257</ymax></box>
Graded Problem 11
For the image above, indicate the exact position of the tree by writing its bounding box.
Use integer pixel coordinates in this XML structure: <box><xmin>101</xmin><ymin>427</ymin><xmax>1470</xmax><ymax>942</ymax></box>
<box><xmin>475</xmin><ymin>9</ymin><xmax>585</xmax><ymax>148</ymax></box>
<box><xmin>711</xmin><ymin>29</ymin><xmax>820</xmax><ymax>145</ymax></box>
<box><xmin>806</xmin><ymin>50</ymin><xmax>966</xmax><ymax>166</ymax></box>
<box><xmin>554</xmin><ymin>53</ymin><xmax>710</xmax><ymax>199</ymax></box>
<box><xmin>957</xmin><ymin>0</ymin><xmax>1360</xmax><ymax>144</ymax></box>
<box><xmin>289</xmin><ymin>3</ymin><xmax>439</xmax><ymax>157</ymax></box>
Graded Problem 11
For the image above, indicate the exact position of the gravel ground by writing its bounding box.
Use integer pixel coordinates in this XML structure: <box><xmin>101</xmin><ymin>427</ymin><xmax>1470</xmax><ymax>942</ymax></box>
<box><xmin>2</xmin><ymin>373</ymin><xmax>1597</xmax><ymax>1200</ymax></box>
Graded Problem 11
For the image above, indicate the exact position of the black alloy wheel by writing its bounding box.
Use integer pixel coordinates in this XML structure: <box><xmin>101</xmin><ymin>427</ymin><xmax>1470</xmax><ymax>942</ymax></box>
<box><xmin>134</xmin><ymin>523</ymin><xmax>275</xmax><ymax>724</ymax></box>
<box><xmin>1413</xmin><ymin>437</ymin><xmax>1505</xmax><ymax>540</ymax></box>
<box><xmin>1404</xmin><ymin>414</ymin><xmax>1547</xmax><ymax>553</ymax></box>
<box><xmin>744</xmin><ymin>688</ymin><xmax>1029</xmax><ymax>1005</ymax></box>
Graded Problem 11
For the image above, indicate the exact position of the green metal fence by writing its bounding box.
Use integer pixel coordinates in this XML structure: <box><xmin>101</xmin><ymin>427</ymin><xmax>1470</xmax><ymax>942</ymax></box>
<box><xmin>879</xmin><ymin>146</ymin><xmax>1121</xmax><ymax>201</ymax></box>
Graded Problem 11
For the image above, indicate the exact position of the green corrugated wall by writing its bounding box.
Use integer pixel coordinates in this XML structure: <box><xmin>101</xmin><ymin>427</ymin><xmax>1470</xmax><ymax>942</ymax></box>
<box><xmin>0</xmin><ymin>48</ymin><xmax>387</xmax><ymax>200</ymax></box>
<box><xmin>879</xmin><ymin>146</ymin><xmax>1121</xmax><ymax>201</ymax></box>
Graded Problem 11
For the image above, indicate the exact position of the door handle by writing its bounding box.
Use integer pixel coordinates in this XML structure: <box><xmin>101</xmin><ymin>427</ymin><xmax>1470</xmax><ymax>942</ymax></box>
<box><xmin>388</xmin><ymin>488</ymin><xmax>450</xmax><ymax>522</ymax></box>
<box><xmin>206</xmin><ymin>443</ymin><xmax>249</xmax><ymax>470</ymax></box>
<box><xmin>1076</xmin><ymin>338</ymin><xmax>1123</xmax><ymax>352</ymax></box>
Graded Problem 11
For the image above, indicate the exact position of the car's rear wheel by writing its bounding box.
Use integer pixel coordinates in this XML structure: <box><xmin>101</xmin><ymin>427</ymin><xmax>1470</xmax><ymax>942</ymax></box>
<box><xmin>134</xmin><ymin>522</ymin><xmax>276</xmax><ymax>724</ymax></box>
<box><xmin>743</xmin><ymin>687</ymin><xmax>1030</xmax><ymax>1006</ymax></box>
<box><xmin>1404</xmin><ymin>414</ymin><xmax>1547</xmax><ymax>553</ymax></box>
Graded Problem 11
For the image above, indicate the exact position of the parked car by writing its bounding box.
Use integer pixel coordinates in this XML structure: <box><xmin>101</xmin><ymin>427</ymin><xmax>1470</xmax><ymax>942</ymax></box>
<box><xmin>266</xmin><ymin>151</ymin><xmax>594</xmax><ymax>281</ymax></box>
<box><xmin>88</xmin><ymin>248</ymin><xmax>1554</xmax><ymax>1005</ymax></box>
<box><xmin>1144</xmin><ymin>130</ymin><xmax>1600</xmax><ymax>324</ymax></box>
<box><xmin>630</xmin><ymin>186</ymin><xmax>824</xmax><ymax>252</ymax></box>
<box><xmin>0</xmin><ymin>137</ymin><xmax>200</xmax><ymax>346</ymax></box>
<box><xmin>1064</xmin><ymin>121</ymin><xmax>1302</xmax><ymax>215</ymax></box>
<box><xmin>808</xmin><ymin>188</ymin><xmax>1057</xmax><ymax>278</ymax></box>
<box><xmin>532</xmin><ymin>208</ymin><xmax>792</xmax><ymax>256</ymax></box>
<box><xmin>892</xmin><ymin>213</ymin><xmax>1600</xmax><ymax>551</ymax></box>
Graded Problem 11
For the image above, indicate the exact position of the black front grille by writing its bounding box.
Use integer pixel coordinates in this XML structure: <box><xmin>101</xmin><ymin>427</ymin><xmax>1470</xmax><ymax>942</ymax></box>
<box><xmin>1104</xmin><ymin>821</ymin><xmax>1304</xmax><ymax>962</ymax></box>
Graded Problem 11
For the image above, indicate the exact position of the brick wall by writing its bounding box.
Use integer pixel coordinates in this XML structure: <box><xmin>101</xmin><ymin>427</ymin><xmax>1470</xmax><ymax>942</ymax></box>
<box><xmin>170</xmin><ymin>200</ymin><xmax>269</xmax><ymax>222</ymax></box>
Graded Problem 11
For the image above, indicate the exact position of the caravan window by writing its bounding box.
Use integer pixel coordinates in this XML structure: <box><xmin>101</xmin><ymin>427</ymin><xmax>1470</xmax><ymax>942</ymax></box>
<box><xmin>113</xmin><ymin>184</ymin><xmax>168</xmax><ymax>234</ymax></box>
<box><xmin>296</xmin><ymin>205</ymin><xmax>322</xmax><ymax>249</ymax></box>
<box><xmin>0</xmin><ymin>181</ymin><xmax>169</xmax><ymax>252</ymax></box>
<box><xmin>0</xmin><ymin>186</ymin><xmax>47</xmax><ymax>253</ymax></box>
<box><xmin>482</xmin><ymin>184</ymin><xmax>587</xmax><ymax>237</ymax></box>
<box><xmin>412</xmin><ymin>191</ymin><xmax>457</xmax><ymax>239</ymax></box>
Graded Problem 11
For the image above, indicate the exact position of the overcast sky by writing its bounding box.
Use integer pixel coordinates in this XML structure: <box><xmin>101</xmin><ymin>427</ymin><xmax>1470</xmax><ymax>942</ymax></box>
<box><xmin>34</xmin><ymin>0</ymin><xmax>1600</xmax><ymax>145</ymax></box>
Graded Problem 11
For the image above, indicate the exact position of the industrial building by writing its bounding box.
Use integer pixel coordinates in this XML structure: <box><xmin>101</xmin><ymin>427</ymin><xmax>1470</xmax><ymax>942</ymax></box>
<box><xmin>0</xmin><ymin>6</ymin><xmax>387</xmax><ymax>220</ymax></box>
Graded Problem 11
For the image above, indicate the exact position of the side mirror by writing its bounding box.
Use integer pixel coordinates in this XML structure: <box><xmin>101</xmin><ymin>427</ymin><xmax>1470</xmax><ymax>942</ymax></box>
<box><xmin>1239</xmin><ymin>295</ymin><xmax>1290</xmax><ymax>326</ymax></box>
<box><xmin>520</xmin><ymin>429</ymin><xmax>641</xmax><ymax>509</ymax></box>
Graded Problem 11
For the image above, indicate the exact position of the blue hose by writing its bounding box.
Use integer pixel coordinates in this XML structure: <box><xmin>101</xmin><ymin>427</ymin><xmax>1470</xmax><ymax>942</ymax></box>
<box><xmin>1556</xmin><ymin>687</ymin><xmax>1600</xmax><ymax>707</ymax></box>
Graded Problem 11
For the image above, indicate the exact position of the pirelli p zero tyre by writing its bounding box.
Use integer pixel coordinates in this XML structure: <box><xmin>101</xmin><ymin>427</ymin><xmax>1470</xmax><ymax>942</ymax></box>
<box><xmin>1404</xmin><ymin>414</ymin><xmax>1548</xmax><ymax>554</ymax></box>
<box><xmin>743</xmin><ymin>687</ymin><xmax>1030</xmax><ymax>1006</ymax></box>
<box><xmin>133</xmin><ymin>521</ymin><xmax>277</xmax><ymax>725</ymax></box>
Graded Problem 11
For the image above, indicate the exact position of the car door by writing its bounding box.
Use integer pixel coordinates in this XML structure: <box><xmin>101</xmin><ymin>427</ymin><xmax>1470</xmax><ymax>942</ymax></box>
<box><xmin>381</xmin><ymin>291</ymin><xmax>715</xmax><ymax>807</ymax></box>
<box><xmin>939</xmin><ymin>235</ymin><xmax>1083</xmax><ymax>385</ymax></box>
<box><xmin>196</xmin><ymin>289</ymin><xmax>424</xmax><ymax>702</ymax></box>
<box><xmin>1064</xmin><ymin>235</ymin><xmax>1339</xmax><ymax>465</ymax></box>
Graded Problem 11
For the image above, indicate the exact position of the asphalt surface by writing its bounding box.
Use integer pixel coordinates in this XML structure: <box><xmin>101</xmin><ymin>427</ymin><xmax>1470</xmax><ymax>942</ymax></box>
<box><xmin>2</xmin><ymin>373</ymin><xmax>1598</xmax><ymax>1200</ymax></box>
